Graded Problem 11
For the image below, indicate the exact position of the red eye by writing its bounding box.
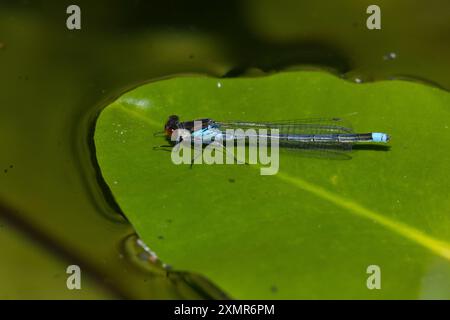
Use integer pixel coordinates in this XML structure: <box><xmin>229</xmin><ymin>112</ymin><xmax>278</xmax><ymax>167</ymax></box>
<box><xmin>165</xmin><ymin>128</ymin><xmax>174</xmax><ymax>137</ymax></box>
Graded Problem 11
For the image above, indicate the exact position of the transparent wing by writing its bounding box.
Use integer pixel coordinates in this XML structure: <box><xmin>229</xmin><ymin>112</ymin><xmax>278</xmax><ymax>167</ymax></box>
<box><xmin>215</xmin><ymin>118</ymin><xmax>354</xmax><ymax>160</ymax></box>
<box><xmin>215</xmin><ymin>118</ymin><xmax>353</xmax><ymax>135</ymax></box>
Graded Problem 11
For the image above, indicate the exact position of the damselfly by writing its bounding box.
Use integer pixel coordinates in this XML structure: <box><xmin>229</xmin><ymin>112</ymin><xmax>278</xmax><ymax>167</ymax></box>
<box><xmin>158</xmin><ymin>115</ymin><xmax>390</xmax><ymax>159</ymax></box>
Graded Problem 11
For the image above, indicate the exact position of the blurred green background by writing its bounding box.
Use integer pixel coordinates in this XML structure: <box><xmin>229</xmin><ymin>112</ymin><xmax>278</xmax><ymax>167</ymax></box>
<box><xmin>0</xmin><ymin>0</ymin><xmax>449</xmax><ymax>299</ymax></box>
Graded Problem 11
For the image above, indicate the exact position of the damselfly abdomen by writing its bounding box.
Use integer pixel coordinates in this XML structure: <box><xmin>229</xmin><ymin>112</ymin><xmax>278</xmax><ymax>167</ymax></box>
<box><xmin>161</xmin><ymin>115</ymin><xmax>390</xmax><ymax>159</ymax></box>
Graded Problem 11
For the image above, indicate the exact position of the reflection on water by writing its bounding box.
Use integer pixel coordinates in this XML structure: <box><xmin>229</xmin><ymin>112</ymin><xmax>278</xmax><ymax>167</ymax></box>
<box><xmin>122</xmin><ymin>234</ymin><xmax>230</xmax><ymax>299</ymax></box>
<box><xmin>0</xmin><ymin>0</ymin><xmax>449</xmax><ymax>298</ymax></box>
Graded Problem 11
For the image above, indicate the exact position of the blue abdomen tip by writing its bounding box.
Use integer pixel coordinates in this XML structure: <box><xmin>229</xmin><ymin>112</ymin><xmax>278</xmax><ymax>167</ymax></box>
<box><xmin>372</xmin><ymin>132</ymin><xmax>390</xmax><ymax>143</ymax></box>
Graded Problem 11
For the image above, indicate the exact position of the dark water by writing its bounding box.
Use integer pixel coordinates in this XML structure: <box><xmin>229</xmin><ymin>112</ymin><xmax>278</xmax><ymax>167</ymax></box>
<box><xmin>1</xmin><ymin>0</ymin><xmax>449</xmax><ymax>298</ymax></box>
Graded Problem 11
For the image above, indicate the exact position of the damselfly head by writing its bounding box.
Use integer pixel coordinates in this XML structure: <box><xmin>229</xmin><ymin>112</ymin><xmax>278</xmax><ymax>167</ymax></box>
<box><xmin>164</xmin><ymin>115</ymin><xmax>180</xmax><ymax>138</ymax></box>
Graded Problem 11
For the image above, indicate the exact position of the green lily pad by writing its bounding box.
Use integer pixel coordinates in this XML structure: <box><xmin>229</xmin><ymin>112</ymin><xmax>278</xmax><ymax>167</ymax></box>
<box><xmin>94</xmin><ymin>71</ymin><xmax>450</xmax><ymax>299</ymax></box>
